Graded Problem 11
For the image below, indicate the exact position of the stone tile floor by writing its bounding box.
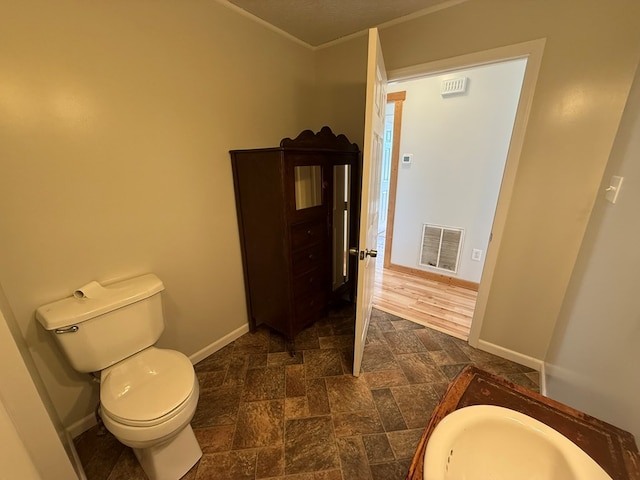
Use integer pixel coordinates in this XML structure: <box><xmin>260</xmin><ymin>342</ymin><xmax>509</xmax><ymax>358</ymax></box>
<box><xmin>75</xmin><ymin>305</ymin><xmax>539</xmax><ymax>480</ymax></box>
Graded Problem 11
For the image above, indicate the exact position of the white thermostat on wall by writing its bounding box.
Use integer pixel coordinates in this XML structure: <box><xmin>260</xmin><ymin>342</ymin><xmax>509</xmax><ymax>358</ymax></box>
<box><xmin>402</xmin><ymin>154</ymin><xmax>413</xmax><ymax>164</ymax></box>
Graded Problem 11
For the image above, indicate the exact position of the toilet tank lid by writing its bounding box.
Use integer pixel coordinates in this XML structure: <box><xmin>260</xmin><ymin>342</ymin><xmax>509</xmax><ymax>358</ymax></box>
<box><xmin>35</xmin><ymin>274</ymin><xmax>164</xmax><ymax>330</ymax></box>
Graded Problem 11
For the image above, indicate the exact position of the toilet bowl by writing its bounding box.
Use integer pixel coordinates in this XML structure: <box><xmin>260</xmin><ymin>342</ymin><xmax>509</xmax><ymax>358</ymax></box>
<box><xmin>100</xmin><ymin>348</ymin><xmax>201</xmax><ymax>479</ymax></box>
<box><xmin>35</xmin><ymin>274</ymin><xmax>202</xmax><ymax>480</ymax></box>
<box><xmin>100</xmin><ymin>347</ymin><xmax>199</xmax><ymax>443</ymax></box>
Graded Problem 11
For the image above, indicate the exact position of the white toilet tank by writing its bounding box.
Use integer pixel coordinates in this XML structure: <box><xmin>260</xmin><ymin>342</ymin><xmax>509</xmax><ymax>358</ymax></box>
<box><xmin>36</xmin><ymin>274</ymin><xmax>165</xmax><ymax>373</ymax></box>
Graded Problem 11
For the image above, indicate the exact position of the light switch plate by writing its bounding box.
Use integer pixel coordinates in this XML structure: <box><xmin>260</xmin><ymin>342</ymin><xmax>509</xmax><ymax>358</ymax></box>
<box><xmin>471</xmin><ymin>249</ymin><xmax>482</xmax><ymax>261</ymax></box>
<box><xmin>605</xmin><ymin>175</ymin><xmax>624</xmax><ymax>204</ymax></box>
<box><xmin>402</xmin><ymin>154</ymin><xmax>413</xmax><ymax>164</ymax></box>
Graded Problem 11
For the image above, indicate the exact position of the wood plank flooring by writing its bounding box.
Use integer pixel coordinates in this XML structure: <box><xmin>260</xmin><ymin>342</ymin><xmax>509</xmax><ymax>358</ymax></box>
<box><xmin>372</xmin><ymin>236</ymin><xmax>477</xmax><ymax>340</ymax></box>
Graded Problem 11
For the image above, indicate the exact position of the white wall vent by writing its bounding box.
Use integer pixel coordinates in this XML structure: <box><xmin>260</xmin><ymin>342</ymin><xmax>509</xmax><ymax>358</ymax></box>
<box><xmin>419</xmin><ymin>224</ymin><xmax>464</xmax><ymax>273</ymax></box>
<box><xmin>441</xmin><ymin>77</ymin><xmax>468</xmax><ymax>96</ymax></box>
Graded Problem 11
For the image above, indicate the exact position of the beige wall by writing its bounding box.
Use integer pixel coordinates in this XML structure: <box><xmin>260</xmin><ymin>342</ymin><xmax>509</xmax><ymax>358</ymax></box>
<box><xmin>317</xmin><ymin>0</ymin><xmax>640</xmax><ymax>359</ymax></box>
<box><xmin>315</xmin><ymin>36</ymin><xmax>369</xmax><ymax>145</ymax></box>
<box><xmin>545</xmin><ymin>63</ymin><xmax>640</xmax><ymax>441</ymax></box>
<box><xmin>0</xmin><ymin>0</ymin><xmax>315</xmax><ymax>428</ymax></box>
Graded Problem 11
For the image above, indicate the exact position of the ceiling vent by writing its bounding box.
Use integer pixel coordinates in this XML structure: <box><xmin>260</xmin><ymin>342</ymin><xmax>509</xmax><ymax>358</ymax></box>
<box><xmin>441</xmin><ymin>77</ymin><xmax>468</xmax><ymax>97</ymax></box>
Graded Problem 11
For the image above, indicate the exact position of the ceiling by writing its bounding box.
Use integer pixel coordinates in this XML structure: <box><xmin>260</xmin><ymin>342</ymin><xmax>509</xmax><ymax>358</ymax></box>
<box><xmin>225</xmin><ymin>0</ymin><xmax>459</xmax><ymax>47</ymax></box>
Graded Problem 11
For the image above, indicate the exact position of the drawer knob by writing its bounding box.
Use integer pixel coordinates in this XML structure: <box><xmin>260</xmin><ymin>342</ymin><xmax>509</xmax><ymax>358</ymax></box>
<box><xmin>308</xmin><ymin>254</ymin><xmax>315</xmax><ymax>260</ymax></box>
<box><xmin>307</xmin><ymin>229</ymin><xmax>312</xmax><ymax>235</ymax></box>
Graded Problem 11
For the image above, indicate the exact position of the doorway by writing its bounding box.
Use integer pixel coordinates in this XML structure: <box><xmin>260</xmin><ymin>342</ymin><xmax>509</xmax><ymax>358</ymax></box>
<box><xmin>373</xmin><ymin>56</ymin><xmax>530</xmax><ymax>340</ymax></box>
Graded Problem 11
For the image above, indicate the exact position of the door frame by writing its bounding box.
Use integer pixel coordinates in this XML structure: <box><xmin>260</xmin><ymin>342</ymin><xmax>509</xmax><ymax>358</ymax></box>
<box><xmin>386</xmin><ymin>38</ymin><xmax>546</xmax><ymax>348</ymax></box>
<box><xmin>382</xmin><ymin>91</ymin><xmax>405</xmax><ymax>268</ymax></box>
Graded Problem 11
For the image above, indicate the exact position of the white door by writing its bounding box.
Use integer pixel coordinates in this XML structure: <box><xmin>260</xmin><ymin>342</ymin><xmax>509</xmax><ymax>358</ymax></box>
<box><xmin>353</xmin><ymin>28</ymin><xmax>387</xmax><ymax>376</ymax></box>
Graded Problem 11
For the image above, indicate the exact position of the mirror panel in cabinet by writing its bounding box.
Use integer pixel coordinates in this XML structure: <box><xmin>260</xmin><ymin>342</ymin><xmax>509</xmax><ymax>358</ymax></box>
<box><xmin>332</xmin><ymin>164</ymin><xmax>351</xmax><ymax>291</ymax></box>
<box><xmin>294</xmin><ymin>165</ymin><xmax>323</xmax><ymax>210</ymax></box>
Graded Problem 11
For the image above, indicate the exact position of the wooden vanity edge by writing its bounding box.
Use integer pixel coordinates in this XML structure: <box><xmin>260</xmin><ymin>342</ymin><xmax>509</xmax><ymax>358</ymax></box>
<box><xmin>405</xmin><ymin>365</ymin><xmax>640</xmax><ymax>480</ymax></box>
<box><xmin>405</xmin><ymin>367</ymin><xmax>474</xmax><ymax>480</ymax></box>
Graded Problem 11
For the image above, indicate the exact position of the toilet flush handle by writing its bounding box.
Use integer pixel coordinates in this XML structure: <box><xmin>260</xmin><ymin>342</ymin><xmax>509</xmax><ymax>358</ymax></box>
<box><xmin>54</xmin><ymin>325</ymin><xmax>79</xmax><ymax>334</ymax></box>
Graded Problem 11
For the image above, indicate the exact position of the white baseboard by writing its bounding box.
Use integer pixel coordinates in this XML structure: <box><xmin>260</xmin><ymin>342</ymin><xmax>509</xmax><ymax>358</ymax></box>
<box><xmin>67</xmin><ymin>413</ymin><xmax>98</xmax><ymax>439</ymax></box>
<box><xmin>189</xmin><ymin>323</ymin><xmax>250</xmax><ymax>365</ymax></box>
<box><xmin>539</xmin><ymin>362</ymin><xmax>547</xmax><ymax>396</ymax></box>
<box><xmin>65</xmin><ymin>429</ymin><xmax>87</xmax><ymax>479</ymax></box>
<box><xmin>477</xmin><ymin>339</ymin><xmax>544</xmax><ymax>372</ymax></box>
<box><xmin>477</xmin><ymin>339</ymin><xmax>547</xmax><ymax>396</ymax></box>
<box><xmin>68</xmin><ymin>322</ymin><xmax>250</xmax><ymax>439</ymax></box>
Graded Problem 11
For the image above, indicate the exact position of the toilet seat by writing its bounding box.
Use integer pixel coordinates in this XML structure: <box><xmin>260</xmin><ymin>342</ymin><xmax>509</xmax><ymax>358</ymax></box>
<box><xmin>101</xmin><ymin>347</ymin><xmax>195</xmax><ymax>427</ymax></box>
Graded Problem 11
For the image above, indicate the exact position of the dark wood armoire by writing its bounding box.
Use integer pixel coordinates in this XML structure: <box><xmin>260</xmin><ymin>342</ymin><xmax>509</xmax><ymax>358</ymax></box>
<box><xmin>230</xmin><ymin>127</ymin><xmax>361</xmax><ymax>339</ymax></box>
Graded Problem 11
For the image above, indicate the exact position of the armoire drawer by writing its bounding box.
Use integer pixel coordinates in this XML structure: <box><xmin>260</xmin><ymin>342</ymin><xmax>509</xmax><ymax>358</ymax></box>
<box><xmin>294</xmin><ymin>290</ymin><xmax>326</xmax><ymax>327</ymax></box>
<box><xmin>293</xmin><ymin>268</ymin><xmax>327</xmax><ymax>297</ymax></box>
<box><xmin>292</xmin><ymin>243</ymin><xmax>327</xmax><ymax>276</ymax></box>
<box><xmin>291</xmin><ymin>220</ymin><xmax>326</xmax><ymax>250</ymax></box>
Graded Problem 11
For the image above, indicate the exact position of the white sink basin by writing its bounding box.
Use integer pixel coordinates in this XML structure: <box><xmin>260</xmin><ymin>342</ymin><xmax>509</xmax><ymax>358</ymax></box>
<box><xmin>423</xmin><ymin>405</ymin><xmax>612</xmax><ymax>480</ymax></box>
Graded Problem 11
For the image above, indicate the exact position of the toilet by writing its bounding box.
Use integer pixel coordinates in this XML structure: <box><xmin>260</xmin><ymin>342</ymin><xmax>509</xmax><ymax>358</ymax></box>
<box><xmin>36</xmin><ymin>273</ymin><xmax>202</xmax><ymax>480</ymax></box>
